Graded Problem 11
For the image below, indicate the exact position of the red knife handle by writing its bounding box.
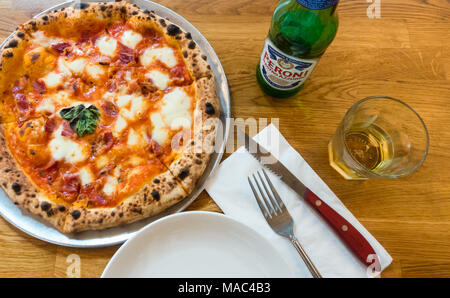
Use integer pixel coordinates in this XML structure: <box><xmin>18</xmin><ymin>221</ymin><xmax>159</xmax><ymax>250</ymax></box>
<box><xmin>304</xmin><ymin>189</ymin><xmax>379</xmax><ymax>267</ymax></box>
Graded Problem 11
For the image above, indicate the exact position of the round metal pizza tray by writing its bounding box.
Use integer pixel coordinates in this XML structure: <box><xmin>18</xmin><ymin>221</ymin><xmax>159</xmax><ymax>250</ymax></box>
<box><xmin>0</xmin><ymin>0</ymin><xmax>231</xmax><ymax>247</ymax></box>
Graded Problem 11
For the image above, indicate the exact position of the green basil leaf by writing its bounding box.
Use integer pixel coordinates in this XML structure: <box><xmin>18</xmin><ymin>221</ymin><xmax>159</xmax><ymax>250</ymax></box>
<box><xmin>59</xmin><ymin>104</ymin><xmax>100</xmax><ymax>137</ymax></box>
<box><xmin>60</xmin><ymin>104</ymin><xmax>85</xmax><ymax>121</ymax></box>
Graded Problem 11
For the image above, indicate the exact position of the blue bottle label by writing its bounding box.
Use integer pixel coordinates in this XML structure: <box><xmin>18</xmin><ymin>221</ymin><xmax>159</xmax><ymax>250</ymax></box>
<box><xmin>259</xmin><ymin>38</ymin><xmax>318</xmax><ymax>90</ymax></box>
<box><xmin>296</xmin><ymin>0</ymin><xmax>338</xmax><ymax>10</ymax></box>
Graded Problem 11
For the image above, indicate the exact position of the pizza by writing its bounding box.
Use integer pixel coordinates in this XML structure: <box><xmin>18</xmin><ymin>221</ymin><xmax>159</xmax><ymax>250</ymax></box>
<box><xmin>0</xmin><ymin>1</ymin><xmax>219</xmax><ymax>233</ymax></box>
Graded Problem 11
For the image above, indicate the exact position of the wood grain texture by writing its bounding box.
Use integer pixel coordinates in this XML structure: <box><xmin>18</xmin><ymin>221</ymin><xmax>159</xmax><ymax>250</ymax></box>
<box><xmin>0</xmin><ymin>0</ymin><xmax>449</xmax><ymax>278</ymax></box>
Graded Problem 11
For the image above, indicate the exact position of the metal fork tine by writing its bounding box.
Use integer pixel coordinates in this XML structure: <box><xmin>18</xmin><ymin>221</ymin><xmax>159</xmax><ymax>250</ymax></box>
<box><xmin>248</xmin><ymin>170</ymin><xmax>322</xmax><ymax>278</ymax></box>
<box><xmin>261</xmin><ymin>169</ymin><xmax>286</xmax><ymax>211</ymax></box>
<box><xmin>252</xmin><ymin>174</ymin><xmax>276</xmax><ymax>217</ymax></box>
<box><xmin>247</xmin><ymin>177</ymin><xmax>270</xmax><ymax>219</ymax></box>
<box><xmin>256</xmin><ymin>171</ymin><xmax>280</xmax><ymax>214</ymax></box>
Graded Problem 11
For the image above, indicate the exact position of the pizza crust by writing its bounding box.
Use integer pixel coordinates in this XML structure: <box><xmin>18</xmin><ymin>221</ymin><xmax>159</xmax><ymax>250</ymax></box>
<box><xmin>63</xmin><ymin>167</ymin><xmax>187</xmax><ymax>233</ymax></box>
<box><xmin>154</xmin><ymin>16</ymin><xmax>213</xmax><ymax>80</ymax></box>
<box><xmin>0</xmin><ymin>124</ymin><xmax>69</xmax><ymax>231</ymax></box>
<box><xmin>124</xmin><ymin>3</ymin><xmax>213</xmax><ymax>80</ymax></box>
<box><xmin>165</xmin><ymin>77</ymin><xmax>220</xmax><ymax>194</ymax></box>
<box><xmin>0</xmin><ymin>1</ymin><xmax>220</xmax><ymax>233</ymax></box>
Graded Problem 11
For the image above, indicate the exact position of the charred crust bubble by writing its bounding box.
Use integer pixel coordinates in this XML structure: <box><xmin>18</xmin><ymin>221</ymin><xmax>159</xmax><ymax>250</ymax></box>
<box><xmin>153</xmin><ymin>178</ymin><xmax>160</xmax><ymax>184</ymax></box>
<box><xmin>3</xmin><ymin>51</ymin><xmax>13</xmax><ymax>58</ymax></box>
<box><xmin>6</xmin><ymin>39</ymin><xmax>18</xmax><ymax>48</ymax></box>
<box><xmin>40</xmin><ymin>202</ymin><xmax>51</xmax><ymax>211</ymax></box>
<box><xmin>131</xmin><ymin>207</ymin><xmax>142</xmax><ymax>214</ymax></box>
<box><xmin>183</xmin><ymin>51</ymin><xmax>188</xmax><ymax>58</ymax></box>
<box><xmin>11</xmin><ymin>182</ymin><xmax>21</xmax><ymax>195</ymax></box>
<box><xmin>151</xmin><ymin>190</ymin><xmax>160</xmax><ymax>201</ymax></box>
<box><xmin>167</xmin><ymin>24</ymin><xmax>181</xmax><ymax>36</ymax></box>
<box><xmin>42</xmin><ymin>15</ymin><xmax>49</xmax><ymax>21</ymax></box>
<box><xmin>205</xmin><ymin>102</ymin><xmax>215</xmax><ymax>115</ymax></box>
<box><xmin>17</xmin><ymin>32</ymin><xmax>25</xmax><ymax>39</ymax></box>
<box><xmin>159</xmin><ymin>19</ymin><xmax>166</xmax><ymax>27</ymax></box>
<box><xmin>58</xmin><ymin>205</ymin><xmax>66</xmax><ymax>212</ymax></box>
<box><xmin>131</xmin><ymin>11</ymin><xmax>138</xmax><ymax>15</ymax></box>
<box><xmin>188</xmin><ymin>41</ymin><xmax>196</xmax><ymax>49</ymax></box>
<box><xmin>178</xmin><ymin>168</ymin><xmax>189</xmax><ymax>180</ymax></box>
<box><xmin>120</xmin><ymin>6</ymin><xmax>126</xmax><ymax>14</ymax></box>
<box><xmin>100</xmin><ymin>5</ymin><xmax>107</xmax><ymax>11</ymax></box>
<box><xmin>185</xmin><ymin>32</ymin><xmax>192</xmax><ymax>39</ymax></box>
<box><xmin>74</xmin><ymin>3</ymin><xmax>89</xmax><ymax>9</ymax></box>
<box><xmin>71</xmin><ymin>210</ymin><xmax>81</xmax><ymax>220</ymax></box>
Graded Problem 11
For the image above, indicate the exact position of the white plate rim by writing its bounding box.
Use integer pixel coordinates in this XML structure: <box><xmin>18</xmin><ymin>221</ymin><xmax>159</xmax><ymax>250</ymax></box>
<box><xmin>101</xmin><ymin>211</ymin><xmax>295</xmax><ymax>278</ymax></box>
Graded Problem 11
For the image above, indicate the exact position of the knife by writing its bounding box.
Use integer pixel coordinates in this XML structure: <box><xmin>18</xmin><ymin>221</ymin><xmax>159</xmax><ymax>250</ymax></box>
<box><xmin>238</xmin><ymin>128</ymin><xmax>379</xmax><ymax>267</ymax></box>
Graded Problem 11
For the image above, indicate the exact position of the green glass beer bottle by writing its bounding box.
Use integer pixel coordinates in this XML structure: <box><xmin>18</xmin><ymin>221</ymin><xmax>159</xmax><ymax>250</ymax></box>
<box><xmin>257</xmin><ymin>0</ymin><xmax>339</xmax><ymax>98</ymax></box>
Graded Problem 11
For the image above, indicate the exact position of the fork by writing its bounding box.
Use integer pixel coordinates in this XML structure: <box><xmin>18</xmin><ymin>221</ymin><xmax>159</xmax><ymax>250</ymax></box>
<box><xmin>248</xmin><ymin>169</ymin><xmax>322</xmax><ymax>278</ymax></box>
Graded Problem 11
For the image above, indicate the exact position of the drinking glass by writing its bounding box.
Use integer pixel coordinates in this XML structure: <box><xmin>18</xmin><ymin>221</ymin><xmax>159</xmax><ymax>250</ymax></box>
<box><xmin>329</xmin><ymin>96</ymin><xmax>429</xmax><ymax>180</ymax></box>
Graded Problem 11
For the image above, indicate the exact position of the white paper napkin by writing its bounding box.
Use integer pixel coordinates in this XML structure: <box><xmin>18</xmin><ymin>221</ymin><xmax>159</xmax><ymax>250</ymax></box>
<box><xmin>205</xmin><ymin>124</ymin><xmax>392</xmax><ymax>278</ymax></box>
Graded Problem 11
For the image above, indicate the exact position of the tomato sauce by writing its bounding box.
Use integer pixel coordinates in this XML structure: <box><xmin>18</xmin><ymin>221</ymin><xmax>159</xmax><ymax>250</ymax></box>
<box><xmin>2</xmin><ymin>18</ymin><xmax>196</xmax><ymax>208</ymax></box>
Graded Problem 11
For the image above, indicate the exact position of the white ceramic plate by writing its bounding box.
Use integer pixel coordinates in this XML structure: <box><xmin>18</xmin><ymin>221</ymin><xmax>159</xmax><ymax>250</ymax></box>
<box><xmin>102</xmin><ymin>211</ymin><xmax>295</xmax><ymax>277</ymax></box>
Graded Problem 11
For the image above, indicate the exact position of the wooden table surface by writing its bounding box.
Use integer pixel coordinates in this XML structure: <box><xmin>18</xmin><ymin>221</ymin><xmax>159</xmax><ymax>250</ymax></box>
<box><xmin>0</xmin><ymin>0</ymin><xmax>449</xmax><ymax>278</ymax></box>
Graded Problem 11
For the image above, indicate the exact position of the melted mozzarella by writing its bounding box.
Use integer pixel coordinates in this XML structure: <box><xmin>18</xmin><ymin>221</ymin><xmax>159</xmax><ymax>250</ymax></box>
<box><xmin>52</xmin><ymin>91</ymin><xmax>72</xmax><ymax>104</ymax></box>
<box><xmin>49</xmin><ymin>126</ymin><xmax>88</xmax><ymax>163</ymax></box>
<box><xmin>102</xmin><ymin>175</ymin><xmax>118</xmax><ymax>196</ymax></box>
<box><xmin>140</xmin><ymin>47</ymin><xmax>177</xmax><ymax>68</ymax></box>
<box><xmin>116</xmin><ymin>94</ymin><xmax>146</xmax><ymax>121</ymax></box>
<box><xmin>149</xmin><ymin>87</ymin><xmax>193</xmax><ymax>145</ymax></box>
<box><xmin>127</xmin><ymin>167</ymin><xmax>142</xmax><ymax>180</ymax></box>
<box><xmin>85</xmin><ymin>63</ymin><xmax>105</xmax><ymax>79</ymax></box>
<box><xmin>32</xmin><ymin>31</ymin><xmax>64</xmax><ymax>48</ymax></box>
<box><xmin>116</xmin><ymin>94</ymin><xmax>133</xmax><ymax>108</ymax></box>
<box><xmin>128</xmin><ymin>156</ymin><xmax>144</xmax><ymax>166</ymax></box>
<box><xmin>36</xmin><ymin>91</ymin><xmax>72</xmax><ymax>114</ymax></box>
<box><xmin>161</xmin><ymin>87</ymin><xmax>192</xmax><ymax>129</ymax></box>
<box><xmin>57</xmin><ymin>58</ymin><xmax>72</xmax><ymax>76</ymax></box>
<box><xmin>113</xmin><ymin>115</ymin><xmax>128</xmax><ymax>137</ymax></box>
<box><xmin>124</xmin><ymin>71</ymin><xmax>132</xmax><ymax>81</ymax></box>
<box><xmin>96</xmin><ymin>35</ymin><xmax>117</xmax><ymax>57</ymax></box>
<box><xmin>127</xmin><ymin>128</ymin><xmax>141</xmax><ymax>146</ymax></box>
<box><xmin>146</xmin><ymin>70</ymin><xmax>170</xmax><ymax>90</ymax></box>
<box><xmin>41</xmin><ymin>71</ymin><xmax>64</xmax><ymax>88</ymax></box>
<box><xmin>150</xmin><ymin>112</ymin><xmax>169</xmax><ymax>145</ymax></box>
<box><xmin>103</xmin><ymin>91</ymin><xmax>117</xmax><ymax>101</ymax></box>
<box><xmin>96</xmin><ymin>155</ymin><xmax>109</xmax><ymax>169</ymax></box>
<box><xmin>79</xmin><ymin>166</ymin><xmax>94</xmax><ymax>185</ymax></box>
<box><xmin>120</xmin><ymin>30</ymin><xmax>142</xmax><ymax>49</ymax></box>
<box><xmin>36</xmin><ymin>98</ymin><xmax>56</xmax><ymax>114</ymax></box>
<box><xmin>64</xmin><ymin>58</ymin><xmax>87</xmax><ymax>75</ymax></box>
